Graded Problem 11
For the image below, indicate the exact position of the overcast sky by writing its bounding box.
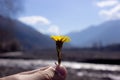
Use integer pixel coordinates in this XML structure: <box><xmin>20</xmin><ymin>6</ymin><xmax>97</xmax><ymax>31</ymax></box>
<box><xmin>18</xmin><ymin>0</ymin><xmax>120</xmax><ymax>35</ymax></box>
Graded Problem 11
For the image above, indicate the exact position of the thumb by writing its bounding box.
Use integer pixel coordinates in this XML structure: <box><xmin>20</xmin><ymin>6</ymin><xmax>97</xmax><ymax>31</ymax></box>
<box><xmin>42</xmin><ymin>65</ymin><xmax>67</xmax><ymax>80</ymax></box>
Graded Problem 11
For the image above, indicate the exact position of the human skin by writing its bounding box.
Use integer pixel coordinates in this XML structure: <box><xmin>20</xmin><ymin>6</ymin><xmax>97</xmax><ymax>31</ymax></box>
<box><xmin>0</xmin><ymin>65</ymin><xmax>67</xmax><ymax>80</ymax></box>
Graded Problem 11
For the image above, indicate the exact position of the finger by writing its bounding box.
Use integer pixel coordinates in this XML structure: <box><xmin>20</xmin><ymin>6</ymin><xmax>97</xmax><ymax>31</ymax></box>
<box><xmin>38</xmin><ymin>66</ymin><xmax>50</xmax><ymax>71</ymax></box>
<box><xmin>19</xmin><ymin>66</ymin><xmax>50</xmax><ymax>75</ymax></box>
<box><xmin>55</xmin><ymin>65</ymin><xmax>67</xmax><ymax>79</ymax></box>
<box><xmin>39</xmin><ymin>65</ymin><xmax>67</xmax><ymax>80</ymax></box>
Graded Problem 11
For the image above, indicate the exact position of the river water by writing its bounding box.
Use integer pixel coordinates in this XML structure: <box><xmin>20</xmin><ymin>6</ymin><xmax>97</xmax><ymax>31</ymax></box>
<box><xmin>0</xmin><ymin>59</ymin><xmax>120</xmax><ymax>80</ymax></box>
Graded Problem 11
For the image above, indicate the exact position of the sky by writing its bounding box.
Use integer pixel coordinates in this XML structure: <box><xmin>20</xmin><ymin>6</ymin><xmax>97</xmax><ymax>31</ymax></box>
<box><xmin>18</xmin><ymin>0</ymin><xmax>120</xmax><ymax>35</ymax></box>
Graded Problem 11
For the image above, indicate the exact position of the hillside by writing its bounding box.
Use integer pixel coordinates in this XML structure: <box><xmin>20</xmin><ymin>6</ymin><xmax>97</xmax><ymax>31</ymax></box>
<box><xmin>68</xmin><ymin>19</ymin><xmax>120</xmax><ymax>47</ymax></box>
<box><xmin>0</xmin><ymin>16</ymin><xmax>54</xmax><ymax>51</ymax></box>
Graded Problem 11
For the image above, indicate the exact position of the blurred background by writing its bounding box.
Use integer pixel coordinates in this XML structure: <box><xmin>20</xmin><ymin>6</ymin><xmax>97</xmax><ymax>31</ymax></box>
<box><xmin>0</xmin><ymin>0</ymin><xmax>120</xmax><ymax>80</ymax></box>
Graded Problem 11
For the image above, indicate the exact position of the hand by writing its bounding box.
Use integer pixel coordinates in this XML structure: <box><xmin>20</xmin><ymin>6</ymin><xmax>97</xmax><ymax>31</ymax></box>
<box><xmin>0</xmin><ymin>65</ymin><xmax>67</xmax><ymax>80</ymax></box>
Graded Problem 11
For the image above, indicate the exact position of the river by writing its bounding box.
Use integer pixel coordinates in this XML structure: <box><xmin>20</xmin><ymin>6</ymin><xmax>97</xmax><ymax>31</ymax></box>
<box><xmin>0</xmin><ymin>59</ymin><xmax>120</xmax><ymax>80</ymax></box>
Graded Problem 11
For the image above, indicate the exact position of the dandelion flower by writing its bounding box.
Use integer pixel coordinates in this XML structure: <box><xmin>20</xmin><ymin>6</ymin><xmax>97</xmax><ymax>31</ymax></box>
<box><xmin>51</xmin><ymin>35</ymin><xmax>70</xmax><ymax>42</ymax></box>
<box><xmin>51</xmin><ymin>35</ymin><xmax>70</xmax><ymax>65</ymax></box>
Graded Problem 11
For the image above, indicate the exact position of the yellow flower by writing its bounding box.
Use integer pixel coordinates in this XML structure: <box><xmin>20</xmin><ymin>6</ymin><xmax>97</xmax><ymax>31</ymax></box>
<box><xmin>51</xmin><ymin>35</ymin><xmax>71</xmax><ymax>65</ymax></box>
<box><xmin>51</xmin><ymin>35</ymin><xmax>70</xmax><ymax>43</ymax></box>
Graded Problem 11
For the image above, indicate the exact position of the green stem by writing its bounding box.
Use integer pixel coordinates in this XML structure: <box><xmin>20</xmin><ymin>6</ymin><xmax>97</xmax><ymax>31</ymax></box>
<box><xmin>57</xmin><ymin>48</ymin><xmax>62</xmax><ymax>65</ymax></box>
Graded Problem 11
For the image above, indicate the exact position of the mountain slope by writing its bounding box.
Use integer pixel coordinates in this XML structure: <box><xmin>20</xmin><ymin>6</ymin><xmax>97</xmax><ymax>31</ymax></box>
<box><xmin>0</xmin><ymin>16</ymin><xmax>54</xmax><ymax>51</ymax></box>
<box><xmin>68</xmin><ymin>20</ymin><xmax>120</xmax><ymax>47</ymax></box>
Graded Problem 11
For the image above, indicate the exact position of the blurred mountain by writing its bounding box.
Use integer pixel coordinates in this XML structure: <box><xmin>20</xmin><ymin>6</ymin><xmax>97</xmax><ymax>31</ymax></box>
<box><xmin>68</xmin><ymin>19</ymin><xmax>120</xmax><ymax>47</ymax></box>
<box><xmin>0</xmin><ymin>16</ymin><xmax>54</xmax><ymax>51</ymax></box>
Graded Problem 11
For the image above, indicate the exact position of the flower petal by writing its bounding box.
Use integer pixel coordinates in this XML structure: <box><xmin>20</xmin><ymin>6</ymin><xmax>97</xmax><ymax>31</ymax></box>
<box><xmin>51</xmin><ymin>35</ymin><xmax>71</xmax><ymax>42</ymax></box>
